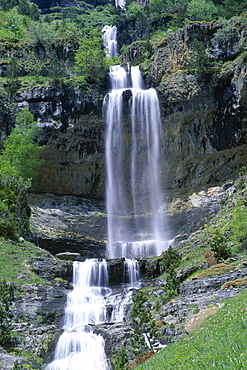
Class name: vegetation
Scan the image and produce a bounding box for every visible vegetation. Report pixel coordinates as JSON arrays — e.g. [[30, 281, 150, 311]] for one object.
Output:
[[0, 0, 247, 368], [136, 289, 247, 369], [0, 108, 43, 239], [0, 279, 13, 347], [0, 237, 51, 284]]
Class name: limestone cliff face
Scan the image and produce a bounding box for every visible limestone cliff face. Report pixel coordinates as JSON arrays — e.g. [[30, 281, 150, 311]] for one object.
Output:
[[16, 86, 106, 198], [145, 19, 247, 192], [9, 18, 247, 199]]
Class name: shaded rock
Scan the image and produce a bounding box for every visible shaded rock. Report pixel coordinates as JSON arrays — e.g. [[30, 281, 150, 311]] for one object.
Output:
[[28, 193, 107, 257], [94, 322, 134, 359], [28, 256, 73, 284]]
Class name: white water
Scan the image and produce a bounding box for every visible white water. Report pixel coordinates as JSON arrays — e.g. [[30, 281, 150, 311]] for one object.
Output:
[[104, 65, 169, 259], [46, 259, 140, 370], [115, 0, 125, 9], [102, 25, 118, 58]]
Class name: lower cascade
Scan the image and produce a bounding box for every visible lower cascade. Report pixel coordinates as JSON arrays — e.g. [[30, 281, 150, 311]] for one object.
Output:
[[46, 259, 140, 369]]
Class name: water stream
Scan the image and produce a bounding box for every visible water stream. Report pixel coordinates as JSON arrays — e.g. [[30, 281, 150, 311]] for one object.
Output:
[[46, 259, 140, 370], [46, 23, 169, 369], [104, 64, 170, 258]]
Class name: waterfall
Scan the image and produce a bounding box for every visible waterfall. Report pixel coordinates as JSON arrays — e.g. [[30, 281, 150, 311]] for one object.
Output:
[[46, 259, 140, 370], [102, 25, 118, 58], [104, 65, 170, 259], [115, 0, 126, 9]]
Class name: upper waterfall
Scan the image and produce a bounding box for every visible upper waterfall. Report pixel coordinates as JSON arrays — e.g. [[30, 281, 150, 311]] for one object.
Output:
[[104, 65, 170, 259], [102, 25, 118, 58]]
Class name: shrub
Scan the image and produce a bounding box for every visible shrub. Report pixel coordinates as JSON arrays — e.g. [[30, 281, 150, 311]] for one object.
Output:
[[0, 279, 13, 347], [162, 246, 182, 298]]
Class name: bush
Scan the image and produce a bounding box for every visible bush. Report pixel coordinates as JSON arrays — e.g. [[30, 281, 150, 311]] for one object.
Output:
[[0, 279, 13, 347], [162, 245, 181, 296], [0, 108, 43, 238]]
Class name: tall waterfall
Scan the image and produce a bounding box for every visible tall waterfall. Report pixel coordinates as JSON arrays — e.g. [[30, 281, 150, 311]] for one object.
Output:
[[46, 259, 140, 370], [104, 65, 170, 259]]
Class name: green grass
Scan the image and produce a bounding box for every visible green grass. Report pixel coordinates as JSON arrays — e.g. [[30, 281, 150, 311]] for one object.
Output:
[[136, 289, 247, 369], [0, 237, 51, 285]]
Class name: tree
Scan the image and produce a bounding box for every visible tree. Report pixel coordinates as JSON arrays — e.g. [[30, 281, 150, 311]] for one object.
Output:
[[0, 108, 43, 238], [186, 0, 219, 22], [75, 28, 111, 85], [0, 108, 43, 181], [0, 279, 13, 348], [130, 291, 159, 357]]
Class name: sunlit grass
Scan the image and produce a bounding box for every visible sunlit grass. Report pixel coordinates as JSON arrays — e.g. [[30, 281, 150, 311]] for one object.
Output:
[[0, 237, 51, 285], [136, 289, 247, 369]]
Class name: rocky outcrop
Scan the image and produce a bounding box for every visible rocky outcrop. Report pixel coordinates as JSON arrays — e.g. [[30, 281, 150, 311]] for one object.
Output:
[[17, 87, 106, 198], [146, 19, 247, 193]]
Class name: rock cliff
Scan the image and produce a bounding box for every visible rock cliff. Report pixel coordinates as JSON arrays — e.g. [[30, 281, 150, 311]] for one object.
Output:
[[146, 19, 247, 193], [6, 19, 244, 206]]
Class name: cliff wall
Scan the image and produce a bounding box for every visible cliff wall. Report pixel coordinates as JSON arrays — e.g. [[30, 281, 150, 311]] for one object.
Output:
[[3, 18, 247, 200]]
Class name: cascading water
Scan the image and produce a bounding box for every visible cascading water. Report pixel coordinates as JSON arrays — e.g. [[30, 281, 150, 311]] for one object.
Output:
[[115, 0, 126, 9], [46, 21, 170, 369], [104, 65, 171, 259], [46, 259, 140, 370], [102, 25, 118, 58]]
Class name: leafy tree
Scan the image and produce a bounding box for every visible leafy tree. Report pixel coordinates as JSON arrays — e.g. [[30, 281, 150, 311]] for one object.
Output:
[[162, 245, 181, 301], [0, 108, 43, 238], [219, 0, 247, 19], [0, 279, 13, 348], [114, 346, 129, 370], [188, 38, 214, 83], [186, 0, 219, 22], [0, 0, 18, 11], [0, 108, 43, 181], [75, 28, 111, 85], [130, 291, 159, 357]]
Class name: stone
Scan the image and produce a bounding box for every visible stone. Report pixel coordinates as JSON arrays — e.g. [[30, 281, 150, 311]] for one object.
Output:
[[55, 252, 81, 261]]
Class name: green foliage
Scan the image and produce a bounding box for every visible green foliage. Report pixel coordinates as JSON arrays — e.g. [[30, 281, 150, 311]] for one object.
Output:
[[0, 279, 13, 348], [136, 289, 247, 369], [237, 165, 247, 190], [130, 290, 159, 357], [186, 0, 219, 22], [0, 108, 43, 238], [0, 237, 51, 284], [114, 346, 129, 370], [0, 108, 43, 181], [205, 220, 231, 262], [162, 246, 181, 297], [12, 360, 22, 370], [229, 202, 247, 252], [219, 0, 247, 19], [0, 184, 17, 239], [188, 38, 214, 83], [75, 28, 111, 85]]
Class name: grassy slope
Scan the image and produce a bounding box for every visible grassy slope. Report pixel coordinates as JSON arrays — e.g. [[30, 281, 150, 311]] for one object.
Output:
[[136, 289, 247, 369], [0, 237, 52, 285], [135, 178, 247, 369]]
